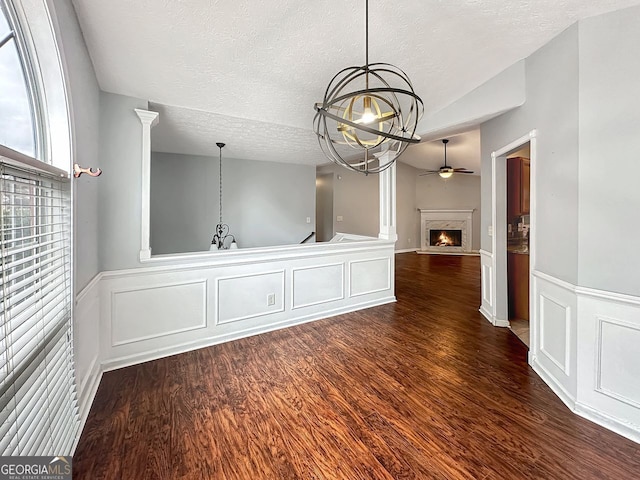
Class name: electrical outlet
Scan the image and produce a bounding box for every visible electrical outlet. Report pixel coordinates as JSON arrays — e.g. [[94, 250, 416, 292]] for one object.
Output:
[[337, 215, 343, 222], [407, 238, 411, 243], [306, 217, 311, 224], [267, 293, 276, 306]]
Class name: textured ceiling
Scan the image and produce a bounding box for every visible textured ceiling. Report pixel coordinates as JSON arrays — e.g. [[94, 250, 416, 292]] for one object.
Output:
[[72, 0, 640, 168]]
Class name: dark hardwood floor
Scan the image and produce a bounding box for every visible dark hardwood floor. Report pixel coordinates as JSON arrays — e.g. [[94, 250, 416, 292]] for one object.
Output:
[[73, 254, 640, 479]]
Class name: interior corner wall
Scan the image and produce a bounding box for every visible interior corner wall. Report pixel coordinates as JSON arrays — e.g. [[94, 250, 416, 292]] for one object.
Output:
[[150, 152, 316, 253], [98, 91, 149, 272], [316, 163, 379, 238], [315, 172, 334, 242], [316, 162, 420, 250], [396, 162, 420, 250], [577, 6, 640, 297], [48, 0, 100, 294], [415, 174, 481, 251], [480, 23, 580, 285]]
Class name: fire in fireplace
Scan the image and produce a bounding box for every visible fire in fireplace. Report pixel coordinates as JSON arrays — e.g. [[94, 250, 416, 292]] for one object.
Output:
[[429, 229, 462, 247]]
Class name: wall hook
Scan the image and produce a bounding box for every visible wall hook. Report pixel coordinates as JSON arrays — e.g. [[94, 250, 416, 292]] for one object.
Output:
[[74, 163, 102, 178]]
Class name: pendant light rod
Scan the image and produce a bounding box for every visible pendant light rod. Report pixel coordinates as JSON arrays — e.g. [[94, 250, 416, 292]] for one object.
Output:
[[365, 0, 369, 89], [217, 142, 225, 224], [443, 139, 449, 167]]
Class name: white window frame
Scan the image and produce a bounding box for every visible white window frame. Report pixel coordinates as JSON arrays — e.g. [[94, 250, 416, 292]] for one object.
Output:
[[1, 0, 77, 456]]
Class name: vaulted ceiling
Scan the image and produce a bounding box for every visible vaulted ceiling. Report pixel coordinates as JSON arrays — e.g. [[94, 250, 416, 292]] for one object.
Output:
[[72, 0, 640, 170]]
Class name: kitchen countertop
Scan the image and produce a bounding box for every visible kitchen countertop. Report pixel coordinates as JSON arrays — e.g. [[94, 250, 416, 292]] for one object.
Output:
[[508, 245, 529, 255]]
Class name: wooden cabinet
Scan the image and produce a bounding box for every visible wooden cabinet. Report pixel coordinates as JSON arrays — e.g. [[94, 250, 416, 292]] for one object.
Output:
[[507, 157, 530, 219], [508, 252, 529, 321]]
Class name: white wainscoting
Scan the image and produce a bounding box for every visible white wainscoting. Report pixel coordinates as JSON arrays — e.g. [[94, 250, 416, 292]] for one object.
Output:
[[479, 249, 496, 324], [73, 274, 103, 433], [480, 255, 640, 443], [530, 270, 577, 408], [98, 237, 396, 371], [575, 288, 640, 443]]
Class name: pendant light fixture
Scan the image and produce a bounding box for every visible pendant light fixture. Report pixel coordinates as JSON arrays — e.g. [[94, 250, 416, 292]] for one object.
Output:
[[210, 142, 237, 250], [313, 0, 424, 175]]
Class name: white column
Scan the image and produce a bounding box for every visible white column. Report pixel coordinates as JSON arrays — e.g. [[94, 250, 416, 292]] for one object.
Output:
[[376, 148, 398, 242], [134, 108, 159, 261]]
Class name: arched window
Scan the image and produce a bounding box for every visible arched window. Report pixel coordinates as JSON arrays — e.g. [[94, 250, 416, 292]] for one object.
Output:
[[1, 0, 77, 456], [0, 0, 43, 158]]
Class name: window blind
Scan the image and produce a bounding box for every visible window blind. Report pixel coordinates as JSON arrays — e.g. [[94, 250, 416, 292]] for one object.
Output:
[[0, 157, 78, 455]]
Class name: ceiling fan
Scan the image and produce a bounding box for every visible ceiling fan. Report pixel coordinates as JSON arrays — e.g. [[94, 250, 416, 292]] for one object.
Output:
[[419, 139, 474, 178]]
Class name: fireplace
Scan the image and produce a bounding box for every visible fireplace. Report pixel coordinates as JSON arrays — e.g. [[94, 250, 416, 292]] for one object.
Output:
[[430, 229, 462, 247], [419, 209, 474, 254]]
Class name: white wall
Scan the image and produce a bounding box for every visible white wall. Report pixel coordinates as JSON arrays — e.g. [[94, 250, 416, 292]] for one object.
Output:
[[416, 174, 481, 251]]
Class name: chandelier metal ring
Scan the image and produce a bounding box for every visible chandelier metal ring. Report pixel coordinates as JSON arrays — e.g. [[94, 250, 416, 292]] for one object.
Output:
[[313, 0, 424, 175]]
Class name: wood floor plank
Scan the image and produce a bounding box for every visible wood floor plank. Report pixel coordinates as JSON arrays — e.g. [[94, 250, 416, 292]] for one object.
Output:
[[73, 254, 640, 479]]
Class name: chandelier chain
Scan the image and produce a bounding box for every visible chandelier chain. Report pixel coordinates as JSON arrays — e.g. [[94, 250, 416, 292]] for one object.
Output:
[[219, 144, 223, 224]]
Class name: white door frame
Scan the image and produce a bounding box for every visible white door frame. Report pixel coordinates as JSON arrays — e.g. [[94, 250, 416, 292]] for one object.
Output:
[[490, 130, 537, 343]]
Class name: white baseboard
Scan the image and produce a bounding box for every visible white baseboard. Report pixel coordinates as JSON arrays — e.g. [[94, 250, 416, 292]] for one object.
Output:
[[478, 306, 509, 327], [416, 250, 480, 256], [73, 355, 103, 454], [102, 296, 396, 372], [395, 248, 419, 254], [479, 305, 493, 324], [575, 402, 640, 444], [530, 356, 576, 411]]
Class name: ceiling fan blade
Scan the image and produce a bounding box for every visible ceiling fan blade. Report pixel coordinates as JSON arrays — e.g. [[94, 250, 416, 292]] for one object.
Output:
[[453, 168, 474, 173], [418, 172, 439, 176]]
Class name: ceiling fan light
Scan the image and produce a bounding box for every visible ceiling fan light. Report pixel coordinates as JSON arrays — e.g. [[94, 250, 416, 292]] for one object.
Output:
[[439, 170, 453, 179]]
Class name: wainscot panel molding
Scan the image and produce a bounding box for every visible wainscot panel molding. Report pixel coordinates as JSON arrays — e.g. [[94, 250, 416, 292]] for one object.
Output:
[[349, 257, 392, 297], [291, 263, 344, 310], [576, 288, 640, 444], [530, 270, 578, 406], [217, 271, 285, 324], [479, 249, 496, 324], [98, 235, 396, 371], [73, 274, 103, 449], [480, 259, 640, 443]]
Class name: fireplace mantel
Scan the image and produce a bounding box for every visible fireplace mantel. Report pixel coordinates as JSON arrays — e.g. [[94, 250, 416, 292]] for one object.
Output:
[[419, 209, 474, 254]]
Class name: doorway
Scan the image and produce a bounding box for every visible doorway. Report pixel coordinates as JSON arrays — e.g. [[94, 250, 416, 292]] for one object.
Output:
[[489, 130, 537, 359], [506, 145, 531, 347]]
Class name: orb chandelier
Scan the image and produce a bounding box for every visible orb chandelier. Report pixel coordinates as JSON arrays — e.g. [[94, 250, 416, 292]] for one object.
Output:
[[313, 0, 424, 175], [210, 142, 237, 250]]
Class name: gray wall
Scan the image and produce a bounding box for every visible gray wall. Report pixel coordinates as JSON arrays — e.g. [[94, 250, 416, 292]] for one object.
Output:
[[397, 162, 420, 251], [98, 91, 148, 271], [480, 23, 580, 285], [577, 7, 640, 296], [150, 152, 316, 253], [315, 172, 334, 242], [52, 0, 101, 293], [416, 174, 481, 251], [316, 161, 422, 250], [150, 153, 217, 254], [316, 163, 379, 238]]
